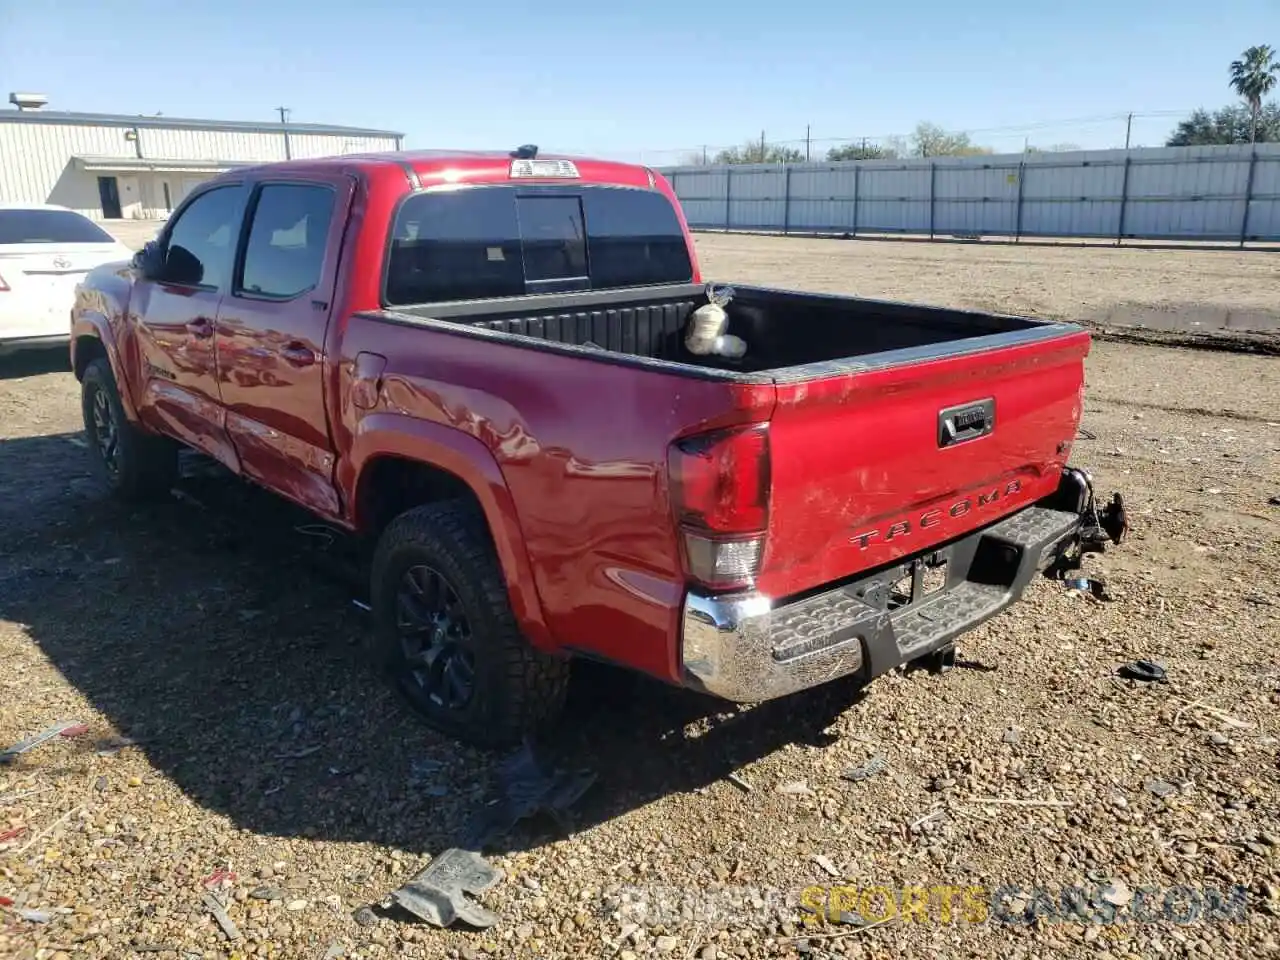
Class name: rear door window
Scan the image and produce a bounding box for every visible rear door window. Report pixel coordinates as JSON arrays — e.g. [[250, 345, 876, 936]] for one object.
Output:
[[238, 183, 336, 299], [384, 185, 692, 305]]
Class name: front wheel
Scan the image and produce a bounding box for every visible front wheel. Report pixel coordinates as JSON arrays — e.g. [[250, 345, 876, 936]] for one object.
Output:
[[370, 501, 570, 748], [81, 357, 177, 502]]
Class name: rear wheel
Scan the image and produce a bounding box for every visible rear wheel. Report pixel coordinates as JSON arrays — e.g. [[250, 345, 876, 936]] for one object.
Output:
[[370, 501, 570, 747], [81, 357, 177, 501]]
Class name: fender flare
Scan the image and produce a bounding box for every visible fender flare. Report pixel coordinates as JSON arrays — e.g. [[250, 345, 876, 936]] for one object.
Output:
[[71, 314, 141, 424], [341, 413, 555, 651]]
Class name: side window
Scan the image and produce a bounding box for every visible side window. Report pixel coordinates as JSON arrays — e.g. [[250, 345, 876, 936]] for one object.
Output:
[[385, 189, 523, 304], [239, 183, 336, 299], [161, 186, 241, 288]]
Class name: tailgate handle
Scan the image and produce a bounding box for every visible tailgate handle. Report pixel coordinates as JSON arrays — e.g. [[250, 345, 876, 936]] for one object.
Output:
[[938, 398, 995, 448]]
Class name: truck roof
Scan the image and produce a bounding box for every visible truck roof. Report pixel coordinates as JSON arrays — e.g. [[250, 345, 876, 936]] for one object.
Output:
[[226, 149, 657, 192]]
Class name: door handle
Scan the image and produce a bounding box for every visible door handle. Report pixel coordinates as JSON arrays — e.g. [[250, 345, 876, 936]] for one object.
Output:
[[185, 317, 214, 339], [281, 342, 316, 367]]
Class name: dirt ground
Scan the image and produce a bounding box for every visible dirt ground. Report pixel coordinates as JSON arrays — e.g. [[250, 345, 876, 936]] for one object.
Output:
[[1, 236, 1278, 960], [694, 233, 1280, 338]]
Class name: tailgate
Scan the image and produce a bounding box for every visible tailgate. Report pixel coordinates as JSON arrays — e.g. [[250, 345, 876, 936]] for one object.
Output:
[[757, 328, 1091, 598]]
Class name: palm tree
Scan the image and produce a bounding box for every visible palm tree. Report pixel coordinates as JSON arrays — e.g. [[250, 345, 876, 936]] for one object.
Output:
[[1229, 45, 1279, 142]]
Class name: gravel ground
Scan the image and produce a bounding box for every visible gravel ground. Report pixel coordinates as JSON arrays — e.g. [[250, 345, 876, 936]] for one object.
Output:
[[693, 233, 1280, 336], [1, 274, 1279, 957]]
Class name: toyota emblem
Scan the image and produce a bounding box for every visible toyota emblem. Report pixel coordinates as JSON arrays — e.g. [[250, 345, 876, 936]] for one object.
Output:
[[53, 256, 72, 269]]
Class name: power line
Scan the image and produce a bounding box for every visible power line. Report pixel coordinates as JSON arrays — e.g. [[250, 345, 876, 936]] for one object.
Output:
[[602, 108, 1201, 159]]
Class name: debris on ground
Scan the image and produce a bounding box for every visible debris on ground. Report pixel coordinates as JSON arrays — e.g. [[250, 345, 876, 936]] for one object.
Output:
[[0, 720, 85, 764], [1117, 659, 1167, 682], [463, 738, 596, 849], [724, 772, 753, 793], [93, 735, 138, 756], [387, 848, 503, 929], [1144, 778, 1178, 798], [202, 893, 241, 941], [777, 780, 815, 796], [1100, 879, 1133, 907], [201, 868, 237, 888], [17, 908, 53, 923], [0, 826, 26, 843], [1002, 727, 1022, 744], [811, 854, 841, 877], [840, 755, 888, 783], [1064, 577, 1113, 600], [352, 906, 378, 927]]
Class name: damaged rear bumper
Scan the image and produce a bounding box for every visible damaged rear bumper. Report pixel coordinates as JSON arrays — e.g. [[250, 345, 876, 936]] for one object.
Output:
[[679, 469, 1126, 703]]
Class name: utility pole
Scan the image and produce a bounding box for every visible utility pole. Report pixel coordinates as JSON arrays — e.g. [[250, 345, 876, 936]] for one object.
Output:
[[277, 106, 293, 160], [760, 129, 766, 162], [805, 124, 811, 162], [1124, 112, 1133, 150], [702, 145, 708, 165]]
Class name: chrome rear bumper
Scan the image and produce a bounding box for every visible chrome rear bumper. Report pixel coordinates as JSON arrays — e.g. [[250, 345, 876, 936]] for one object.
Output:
[[679, 474, 1126, 702]]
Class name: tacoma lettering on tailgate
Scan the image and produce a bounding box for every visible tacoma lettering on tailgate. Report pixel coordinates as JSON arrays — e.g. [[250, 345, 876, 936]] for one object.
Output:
[[850, 479, 1023, 550]]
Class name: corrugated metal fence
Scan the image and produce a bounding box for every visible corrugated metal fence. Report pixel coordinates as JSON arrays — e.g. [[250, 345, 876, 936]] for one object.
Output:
[[661, 143, 1280, 243]]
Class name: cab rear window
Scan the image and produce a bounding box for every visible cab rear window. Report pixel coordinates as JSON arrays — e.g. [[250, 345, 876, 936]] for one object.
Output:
[[384, 185, 692, 305]]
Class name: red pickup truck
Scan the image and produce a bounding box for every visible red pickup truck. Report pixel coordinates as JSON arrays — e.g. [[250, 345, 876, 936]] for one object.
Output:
[[70, 147, 1125, 746]]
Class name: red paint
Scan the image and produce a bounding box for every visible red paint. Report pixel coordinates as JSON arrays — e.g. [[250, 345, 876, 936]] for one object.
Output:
[[0, 827, 25, 843], [202, 868, 237, 888], [72, 149, 1088, 688]]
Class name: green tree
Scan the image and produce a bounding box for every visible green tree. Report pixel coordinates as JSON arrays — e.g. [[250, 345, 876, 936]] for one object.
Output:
[[909, 122, 993, 157], [826, 142, 898, 161], [1166, 103, 1280, 145], [713, 140, 805, 164], [1230, 44, 1280, 142]]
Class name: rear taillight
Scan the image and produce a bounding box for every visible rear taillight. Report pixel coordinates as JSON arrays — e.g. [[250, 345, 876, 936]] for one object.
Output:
[[668, 424, 770, 589]]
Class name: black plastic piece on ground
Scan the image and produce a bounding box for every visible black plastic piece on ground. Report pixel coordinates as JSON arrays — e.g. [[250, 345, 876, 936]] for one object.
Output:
[[922, 644, 956, 674], [1117, 660, 1167, 683], [462, 737, 596, 850]]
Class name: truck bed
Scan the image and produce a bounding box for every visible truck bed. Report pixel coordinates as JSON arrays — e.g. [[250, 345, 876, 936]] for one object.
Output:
[[379, 283, 1059, 378]]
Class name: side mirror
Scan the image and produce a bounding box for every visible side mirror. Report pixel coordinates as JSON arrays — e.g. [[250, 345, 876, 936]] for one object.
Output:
[[132, 240, 162, 279]]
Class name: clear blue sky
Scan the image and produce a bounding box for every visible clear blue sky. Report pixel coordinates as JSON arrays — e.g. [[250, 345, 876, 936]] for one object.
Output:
[[1, 0, 1277, 161]]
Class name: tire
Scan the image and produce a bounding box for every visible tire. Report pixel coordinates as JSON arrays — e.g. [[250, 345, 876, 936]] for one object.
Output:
[[81, 357, 177, 502], [370, 501, 570, 748]]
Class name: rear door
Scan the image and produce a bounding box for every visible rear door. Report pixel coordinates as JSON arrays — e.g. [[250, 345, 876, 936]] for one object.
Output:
[[214, 175, 352, 517], [758, 330, 1092, 599], [0, 209, 130, 342], [129, 183, 246, 467]]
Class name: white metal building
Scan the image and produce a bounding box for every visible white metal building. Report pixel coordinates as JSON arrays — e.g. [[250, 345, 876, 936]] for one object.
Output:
[[0, 93, 403, 221]]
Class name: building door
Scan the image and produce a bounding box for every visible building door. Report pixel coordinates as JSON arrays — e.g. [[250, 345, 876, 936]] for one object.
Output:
[[159, 179, 174, 214], [118, 176, 141, 219], [97, 177, 122, 219]]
